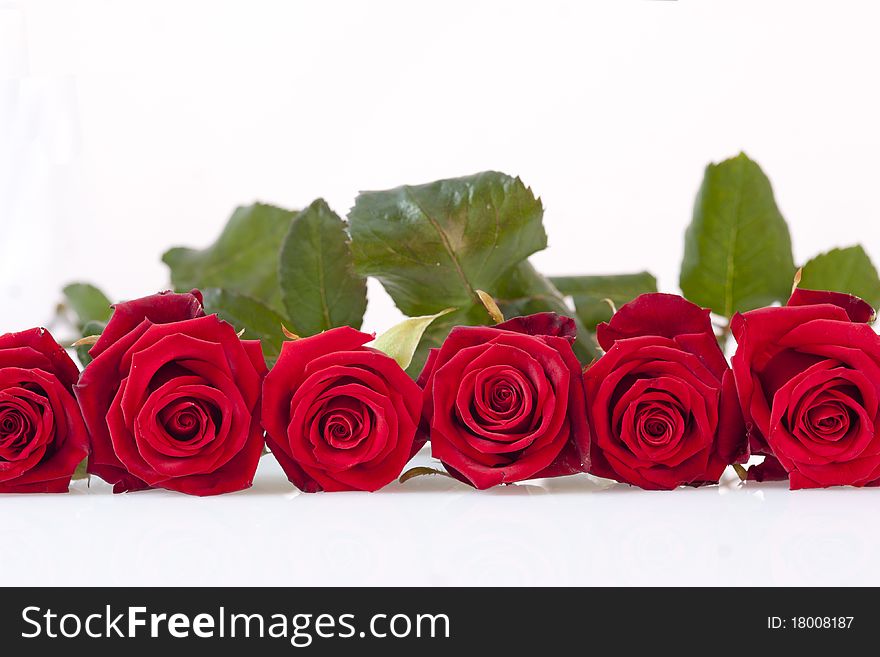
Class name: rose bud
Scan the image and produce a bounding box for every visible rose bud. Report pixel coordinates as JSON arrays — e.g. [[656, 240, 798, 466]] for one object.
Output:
[[584, 293, 746, 490], [731, 288, 880, 489], [261, 326, 422, 492], [75, 290, 266, 495], [418, 312, 590, 489], [0, 328, 89, 492]]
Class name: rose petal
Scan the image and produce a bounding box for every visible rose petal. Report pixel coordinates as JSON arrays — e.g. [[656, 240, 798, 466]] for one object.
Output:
[[91, 290, 205, 359], [788, 288, 875, 323], [597, 293, 712, 352], [495, 312, 577, 343]]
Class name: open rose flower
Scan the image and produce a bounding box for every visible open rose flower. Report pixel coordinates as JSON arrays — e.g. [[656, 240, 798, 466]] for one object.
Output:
[[0, 329, 89, 493], [731, 288, 880, 489], [584, 294, 745, 490], [418, 312, 590, 489], [262, 326, 422, 492], [76, 290, 266, 495]]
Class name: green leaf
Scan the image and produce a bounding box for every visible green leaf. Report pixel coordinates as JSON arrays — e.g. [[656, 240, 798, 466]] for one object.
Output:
[[680, 153, 796, 317], [550, 271, 658, 330], [279, 199, 367, 336], [494, 261, 599, 363], [201, 288, 287, 366], [371, 308, 455, 370], [74, 320, 106, 368], [62, 283, 112, 330], [799, 245, 880, 308], [162, 203, 297, 314], [349, 171, 547, 316]]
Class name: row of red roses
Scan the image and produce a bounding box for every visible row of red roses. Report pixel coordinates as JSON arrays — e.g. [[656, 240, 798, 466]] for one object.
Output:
[[0, 286, 876, 494]]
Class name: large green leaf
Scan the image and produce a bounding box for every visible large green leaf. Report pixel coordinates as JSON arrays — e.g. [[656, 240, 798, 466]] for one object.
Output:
[[680, 153, 796, 317], [201, 288, 286, 366], [550, 271, 658, 330], [279, 199, 367, 336], [162, 203, 297, 314], [495, 261, 598, 363], [799, 245, 880, 308], [349, 171, 547, 316], [62, 283, 112, 330]]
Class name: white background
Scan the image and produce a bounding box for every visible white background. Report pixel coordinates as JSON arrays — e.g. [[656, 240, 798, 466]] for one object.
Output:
[[2, 0, 880, 586]]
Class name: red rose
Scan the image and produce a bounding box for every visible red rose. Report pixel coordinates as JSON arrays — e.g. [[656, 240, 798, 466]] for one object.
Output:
[[76, 290, 266, 495], [731, 288, 880, 489], [261, 327, 422, 492], [584, 294, 745, 490], [418, 312, 590, 489], [0, 328, 88, 493]]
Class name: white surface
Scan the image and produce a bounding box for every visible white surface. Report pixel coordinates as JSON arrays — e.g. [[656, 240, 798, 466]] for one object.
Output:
[[3, 0, 880, 586], [3, 450, 880, 586]]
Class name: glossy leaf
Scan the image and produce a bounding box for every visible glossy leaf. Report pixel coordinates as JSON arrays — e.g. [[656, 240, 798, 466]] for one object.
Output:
[[799, 245, 880, 309], [680, 153, 796, 317], [349, 171, 547, 316], [279, 199, 367, 336], [163, 203, 297, 314]]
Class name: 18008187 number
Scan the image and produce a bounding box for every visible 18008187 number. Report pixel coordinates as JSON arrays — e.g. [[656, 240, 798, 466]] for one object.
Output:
[[768, 617, 854, 630]]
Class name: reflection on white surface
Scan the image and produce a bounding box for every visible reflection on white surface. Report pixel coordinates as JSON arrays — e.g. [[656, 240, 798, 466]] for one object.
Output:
[[1, 448, 878, 586]]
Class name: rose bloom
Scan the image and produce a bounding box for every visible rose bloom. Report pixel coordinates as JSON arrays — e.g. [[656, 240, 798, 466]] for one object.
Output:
[[584, 294, 746, 490], [262, 326, 422, 492], [418, 312, 590, 489], [732, 288, 880, 489], [0, 329, 89, 493], [76, 290, 266, 495]]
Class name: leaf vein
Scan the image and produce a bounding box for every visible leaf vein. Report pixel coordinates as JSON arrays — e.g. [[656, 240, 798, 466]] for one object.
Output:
[[404, 187, 479, 304]]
